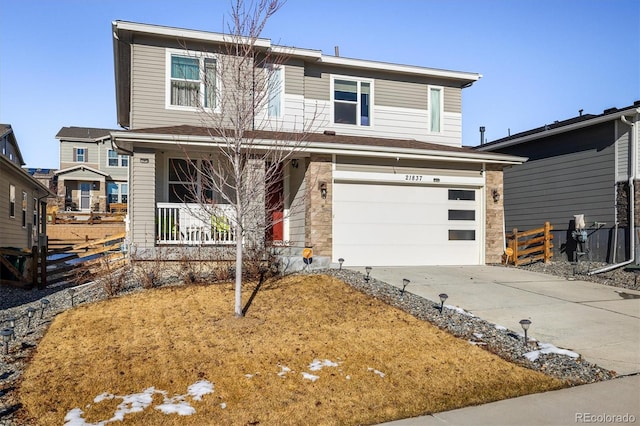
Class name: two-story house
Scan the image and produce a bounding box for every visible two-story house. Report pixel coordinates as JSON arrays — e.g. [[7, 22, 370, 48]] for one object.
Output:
[[1, 125, 53, 280], [55, 126, 128, 213], [110, 20, 525, 266]]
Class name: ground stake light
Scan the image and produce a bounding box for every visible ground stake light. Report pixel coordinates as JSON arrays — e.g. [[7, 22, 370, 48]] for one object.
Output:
[[40, 298, 50, 319], [401, 278, 410, 297], [26, 307, 36, 329], [439, 293, 448, 314], [7, 317, 16, 341], [1, 328, 12, 355], [364, 266, 372, 283], [338, 258, 344, 270], [519, 319, 531, 347], [68, 288, 76, 307]]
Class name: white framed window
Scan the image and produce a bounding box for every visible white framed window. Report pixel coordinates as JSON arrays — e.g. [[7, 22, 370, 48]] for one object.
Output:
[[9, 184, 15, 217], [166, 49, 218, 111], [331, 77, 372, 127], [429, 86, 443, 133], [267, 64, 284, 117], [74, 147, 87, 162], [22, 191, 27, 227], [107, 149, 129, 167], [107, 182, 129, 204], [167, 157, 233, 204]]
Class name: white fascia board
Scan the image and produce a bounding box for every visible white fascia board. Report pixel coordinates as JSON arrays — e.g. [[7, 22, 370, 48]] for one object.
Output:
[[272, 45, 322, 60], [112, 21, 271, 49], [319, 55, 482, 82], [55, 164, 110, 177], [333, 170, 485, 187], [112, 131, 524, 165], [479, 107, 640, 151]]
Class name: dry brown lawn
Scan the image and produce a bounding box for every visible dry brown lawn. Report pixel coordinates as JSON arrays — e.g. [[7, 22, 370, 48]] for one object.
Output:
[[20, 274, 564, 425]]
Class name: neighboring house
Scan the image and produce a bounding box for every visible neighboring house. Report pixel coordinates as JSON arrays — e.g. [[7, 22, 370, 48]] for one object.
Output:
[[55, 127, 129, 212], [110, 20, 524, 266], [0, 124, 53, 251], [476, 101, 640, 265]]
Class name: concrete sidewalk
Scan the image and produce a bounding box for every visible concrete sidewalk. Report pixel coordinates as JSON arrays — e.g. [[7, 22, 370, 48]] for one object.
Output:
[[358, 265, 640, 426], [383, 375, 640, 425]]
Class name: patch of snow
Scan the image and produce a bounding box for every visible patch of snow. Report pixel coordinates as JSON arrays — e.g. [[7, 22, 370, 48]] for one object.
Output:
[[444, 304, 475, 317], [367, 368, 385, 378], [220, 402, 227, 409], [302, 372, 320, 381], [64, 408, 97, 426], [155, 401, 196, 416], [188, 380, 214, 401], [524, 343, 580, 362], [308, 359, 339, 371], [473, 333, 483, 339], [93, 393, 114, 403], [277, 365, 291, 377], [495, 324, 507, 331], [245, 374, 254, 379], [108, 388, 156, 422], [345, 375, 351, 380]]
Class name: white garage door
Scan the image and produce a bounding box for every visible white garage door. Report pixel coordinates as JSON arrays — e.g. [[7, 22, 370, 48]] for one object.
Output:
[[333, 182, 481, 266]]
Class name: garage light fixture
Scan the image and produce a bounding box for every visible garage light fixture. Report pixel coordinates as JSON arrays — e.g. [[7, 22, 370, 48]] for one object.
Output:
[[26, 307, 36, 329], [364, 266, 372, 283], [401, 278, 410, 297], [519, 319, 531, 347], [319, 182, 327, 199], [40, 298, 50, 319], [338, 258, 344, 270], [438, 293, 448, 314], [1, 328, 12, 355], [492, 188, 500, 203]]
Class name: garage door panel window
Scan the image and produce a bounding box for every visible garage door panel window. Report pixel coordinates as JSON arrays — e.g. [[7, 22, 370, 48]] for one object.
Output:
[[448, 189, 475, 201], [448, 230, 476, 241], [448, 209, 475, 221]]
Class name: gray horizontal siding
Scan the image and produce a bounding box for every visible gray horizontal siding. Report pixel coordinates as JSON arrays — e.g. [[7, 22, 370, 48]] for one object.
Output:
[[376, 79, 426, 110], [284, 59, 304, 96], [336, 156, 481, 176], [616, 121, 630, 181], [443, 87, 461, 114], [503, 147, 615, 231], [130, 151, 156, 248]]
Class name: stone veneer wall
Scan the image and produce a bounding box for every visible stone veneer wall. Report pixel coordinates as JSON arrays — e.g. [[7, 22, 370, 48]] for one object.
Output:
[[485, 165, 505, 264], [305, 154, 333, 257]]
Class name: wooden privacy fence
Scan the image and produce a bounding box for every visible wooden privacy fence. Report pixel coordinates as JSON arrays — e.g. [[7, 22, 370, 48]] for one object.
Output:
[[505, 222, 554, 266], [0, 246, 47, 289]]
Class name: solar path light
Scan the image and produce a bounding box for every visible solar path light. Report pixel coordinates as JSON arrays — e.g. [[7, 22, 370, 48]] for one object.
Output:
[[519, 319, 532, 347], [401, 279, 410, 297], [26, 307, 36, 329], [40, 298, 50, 319], [338, 258, 344, 270], [68, 288, 76, 307], [364, 267, 372, 283], [438, 293, 448, 314], [1, 328, 12, 355], [7, 317, 16, 340]]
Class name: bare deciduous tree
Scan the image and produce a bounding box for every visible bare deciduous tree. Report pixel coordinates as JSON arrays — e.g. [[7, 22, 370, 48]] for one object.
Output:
[[175, 0, 321, 317]]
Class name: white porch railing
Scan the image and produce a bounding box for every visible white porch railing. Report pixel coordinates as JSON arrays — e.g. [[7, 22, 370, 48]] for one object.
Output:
[[156, 203, 236, 245]]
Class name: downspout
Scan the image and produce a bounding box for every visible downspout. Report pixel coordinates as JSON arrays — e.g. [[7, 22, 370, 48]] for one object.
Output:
[[589, 111, 638, 274]]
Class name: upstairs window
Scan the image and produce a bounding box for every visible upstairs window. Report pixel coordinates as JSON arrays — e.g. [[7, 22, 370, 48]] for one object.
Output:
[[267, 66, 283, 117], [333, 78, 371, 126], [168, 52, 217, 109], [22, 191, 27, 227], [74, 148, 87, 162], [107, 149, 128, 167], [429, 87, 442, 133]]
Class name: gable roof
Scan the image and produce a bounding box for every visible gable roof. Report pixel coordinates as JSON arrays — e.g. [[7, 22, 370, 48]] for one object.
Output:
[[56, 126, 117, 142], [0, 124, 26, 166], [54, 164, 110, 177], [112, 20, 482, 129], [111, 125, 525, 165], [477, 101, 640, 152]]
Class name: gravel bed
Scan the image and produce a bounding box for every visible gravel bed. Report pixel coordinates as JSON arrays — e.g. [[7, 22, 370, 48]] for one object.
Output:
[[0, 262, 626, 425]]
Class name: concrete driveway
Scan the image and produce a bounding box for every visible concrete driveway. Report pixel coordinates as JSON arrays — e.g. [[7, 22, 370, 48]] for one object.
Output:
[[351, 265, 640, 376]]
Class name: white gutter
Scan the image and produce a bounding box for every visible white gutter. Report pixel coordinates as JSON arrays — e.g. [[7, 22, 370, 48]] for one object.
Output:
[[589, 109, 640, 274], [110, 132, 526, 165]]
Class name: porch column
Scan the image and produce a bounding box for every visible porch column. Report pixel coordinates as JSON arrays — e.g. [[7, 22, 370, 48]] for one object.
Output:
[[305, 154, 332, 257], [485, 164, 505, 264], [130, 150, 156, 251]]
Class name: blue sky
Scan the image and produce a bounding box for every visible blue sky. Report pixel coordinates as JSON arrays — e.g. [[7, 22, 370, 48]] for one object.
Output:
[[1, 0, 638, 168]]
